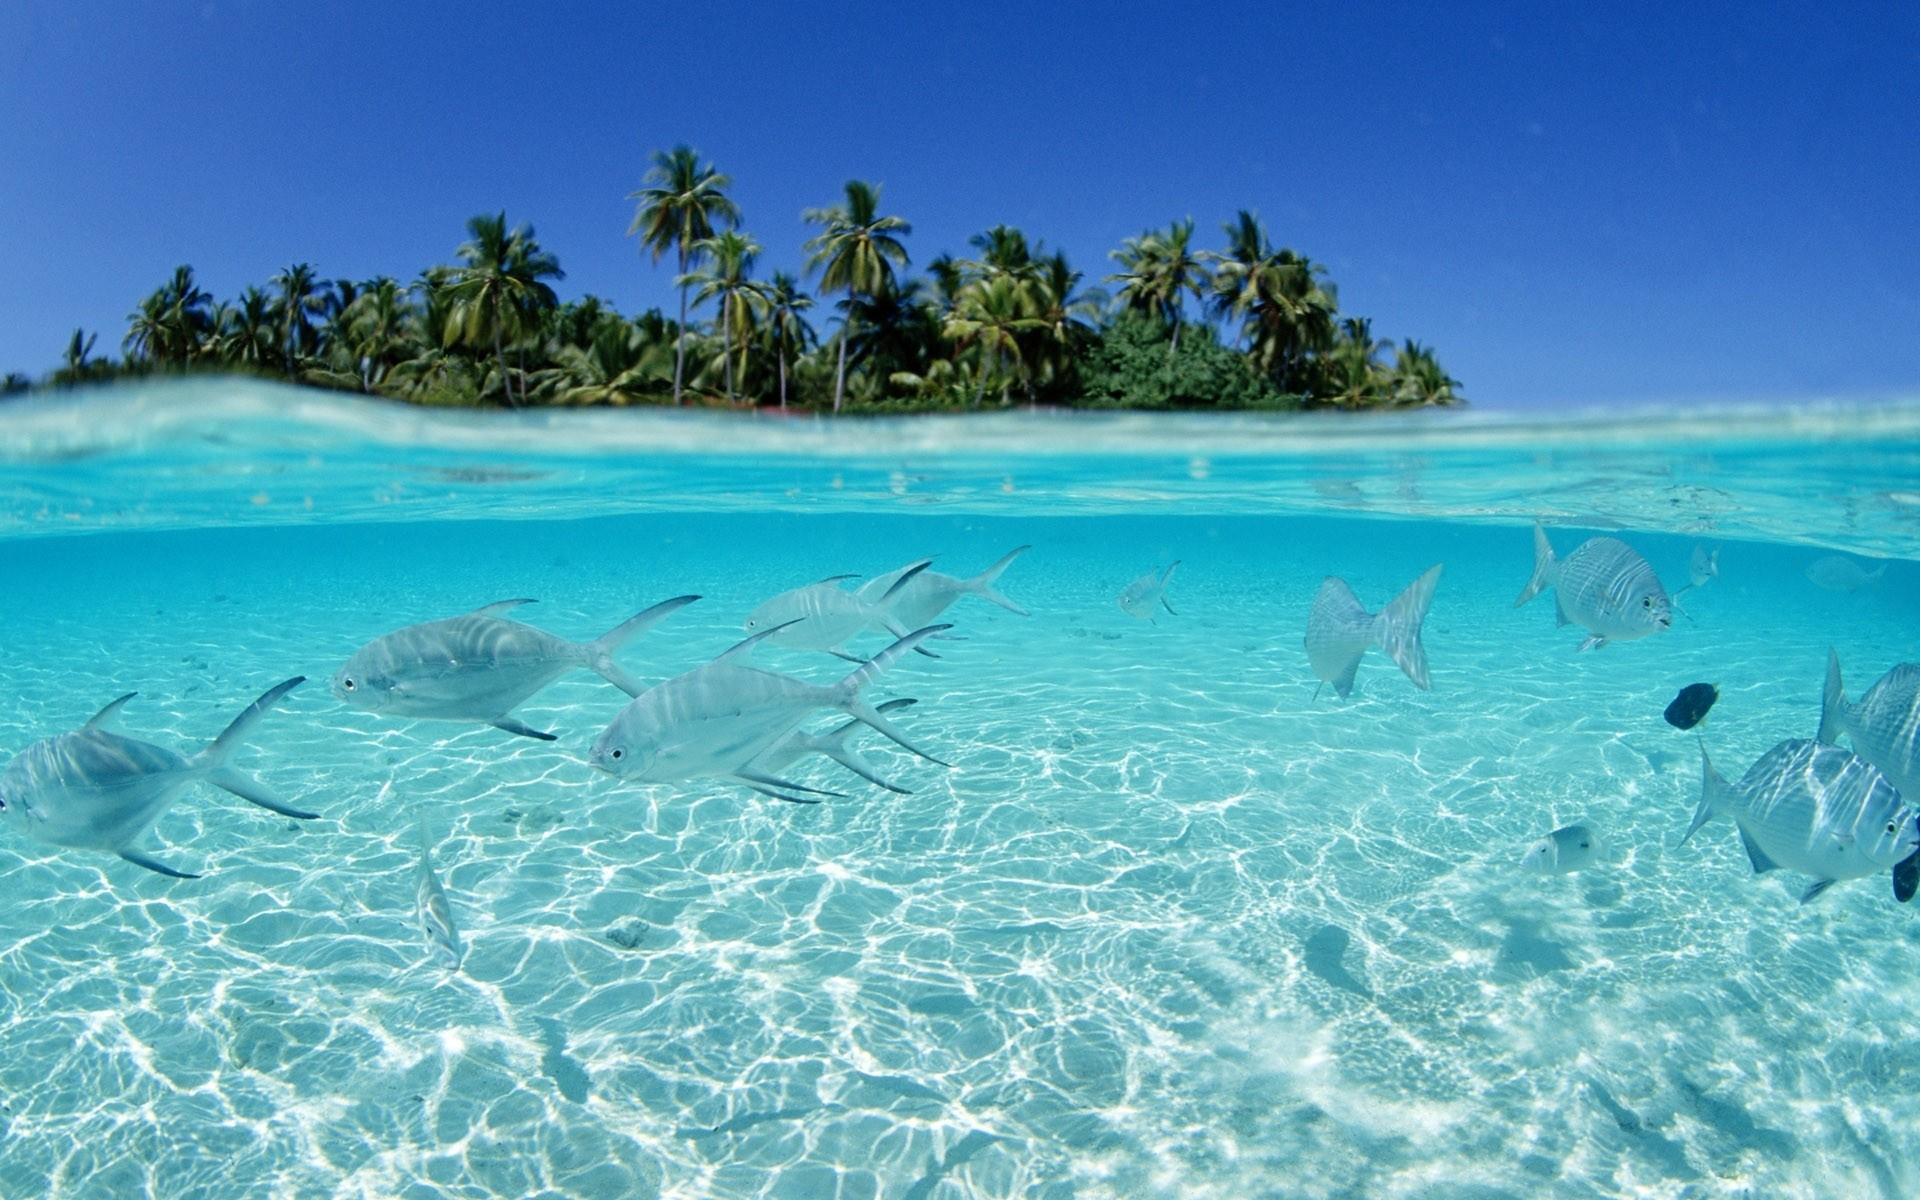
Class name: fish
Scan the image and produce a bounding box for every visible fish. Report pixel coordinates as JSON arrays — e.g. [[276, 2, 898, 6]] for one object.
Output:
[[1303, 564, 1442, 699], [415, 818, 464, 971], [1514, 523, 1671, 650], [589, 624, 950, 804], [1664, 683, 1719, 730], [1820, 650, 1920, 800], [744, 563, 935, 662], [1806, 555, 1887, 593], [332, 595, 698, 741], [1519, 823, 1600, 873], [1118, 562, 1179, 621], [858, 546, 1032, 627], [751, 698, 919, 794], [1681, 738, 1920, 904], [1674, 544, 1719, 603], [0, 678, 313, 879]]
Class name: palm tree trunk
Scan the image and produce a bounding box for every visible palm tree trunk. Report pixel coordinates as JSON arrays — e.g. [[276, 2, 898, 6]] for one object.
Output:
[[672, 244, 689, 406], [779, 338, 788, 410], [493, 326, 513, 409], [1170, 309, 1183, 356], [833, 313, 850, 414], [721, 292, 734, 400]]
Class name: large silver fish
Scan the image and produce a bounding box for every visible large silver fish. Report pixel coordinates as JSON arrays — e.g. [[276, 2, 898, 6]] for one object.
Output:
[[1118, 562, 1179, 621], [858, 547, 1032, 627], [589, 624, 949, 804], [1514, 523, 1670, 650], [0, 678, 313, 879], [332, 595, 697, 740], [1519, 822, 1600, 874], [1806, 555, 1887, 593], [1682, 738, 1920, 904], [1304, 564, 1442, 698], [751, 698, 919, 794], [415, 818, 464, 971], [744, 563, 933, 661], [1820, 650, 1920, 801]]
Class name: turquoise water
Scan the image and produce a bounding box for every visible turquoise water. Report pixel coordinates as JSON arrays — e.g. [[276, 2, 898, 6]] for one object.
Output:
[[2, 381, 1919, 1199]]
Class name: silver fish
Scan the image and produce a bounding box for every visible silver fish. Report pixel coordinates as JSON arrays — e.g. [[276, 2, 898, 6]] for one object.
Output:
[[0, 678, 313, 879], [858, 547, 1032, 627], [744, 563, 932, 661], [1304, 564, 1442, 699], [1821, 651, 1920, 800], [1674, 544, 1719, 602], [333, 595, 697, 740], [589, 624, 949, 804], [415, 818, 464, 971], [1118, 562, 1179, 621], [1806, 555, 1887, 593], [1519, 823, 1600, 874], [1515, 523, 1671, 650], [1682, 739, 1920, 904], [751, 698, 919, 794]]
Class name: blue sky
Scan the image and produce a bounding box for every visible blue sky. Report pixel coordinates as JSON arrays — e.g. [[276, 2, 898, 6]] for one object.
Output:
[[2, 1, 1915, 408]]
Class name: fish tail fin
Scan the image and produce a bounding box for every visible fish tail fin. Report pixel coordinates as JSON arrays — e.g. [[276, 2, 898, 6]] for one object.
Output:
[[583, 595, 700, 697], [1372, 564, 1443, 690], [811, 697, 917, 792], [1819, 648, 1849, 744], [1514, 522, 1557, 608], [968, 545, 1032, 615], [198, 676, 305, 771], [1681, 738, 1733, 846], [833, 629, 950, 765]]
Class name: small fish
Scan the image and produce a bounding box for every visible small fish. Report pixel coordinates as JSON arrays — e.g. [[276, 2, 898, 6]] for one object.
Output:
[[0, 678, 313, 879], [1806, 555, 1887, 593], [334, 595, 698, 740], [1682, 739, 1920, 904], [1514, 523, 1671, 650], [1520, 823, 1600, 874], [1674, 545, 1719, 603], [752, 698, 919, 794], [1118, 562, 1179, 621], [1304, 564, 1442, 699], [858, 547, 1032, 627], [1664, 683, 1719, 730], [1820, 650, 1920, 800], [589, 624, 949, 804], [744, 564, 934, 662], [415, 818, 464, 971]]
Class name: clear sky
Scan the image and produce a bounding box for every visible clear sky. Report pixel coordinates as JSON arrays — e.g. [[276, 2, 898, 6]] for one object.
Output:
[[2, 1, 1915, 408]]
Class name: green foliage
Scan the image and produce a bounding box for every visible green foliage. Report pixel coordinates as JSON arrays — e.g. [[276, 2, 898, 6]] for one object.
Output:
[[1076, 312, 1298, 410], [29, 151, 1461, 414]]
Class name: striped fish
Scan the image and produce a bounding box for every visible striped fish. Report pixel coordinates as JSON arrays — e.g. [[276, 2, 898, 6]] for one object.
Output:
[[858, 547, 1032, 627], [1304, 564, 1443, 699], [1682, 738, 1920, 904], [415, 818, 464, 972], [332, 595, 697, 741], [0, 678, 313, 879], [751, 698, 919, 794], [1118, 562, 1179, 621], [1821, 651, 1920, 800], [744, 562, 934, 662], [1514, 523, 1670, 650]]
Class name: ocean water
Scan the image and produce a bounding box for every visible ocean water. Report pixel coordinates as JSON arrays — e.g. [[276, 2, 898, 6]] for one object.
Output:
[[1, 381, 1918, 1200]]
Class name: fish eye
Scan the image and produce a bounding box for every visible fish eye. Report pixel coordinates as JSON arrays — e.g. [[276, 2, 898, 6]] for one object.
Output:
[[610, 748, 624, 761], [343, 678, 356, 691], [1642, 597, 1652, 608], [1889, 821, 1899, 834]]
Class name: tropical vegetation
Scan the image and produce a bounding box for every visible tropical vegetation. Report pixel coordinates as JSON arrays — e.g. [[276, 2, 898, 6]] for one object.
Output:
[[4, 146, 1461, 411]]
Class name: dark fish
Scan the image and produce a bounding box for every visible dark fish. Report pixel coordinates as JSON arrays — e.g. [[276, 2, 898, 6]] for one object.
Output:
[[1664, 683, 1719, 730]]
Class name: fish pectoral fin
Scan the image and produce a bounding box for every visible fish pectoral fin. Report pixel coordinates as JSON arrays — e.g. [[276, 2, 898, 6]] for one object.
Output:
[[85, 692, 139, 729], [490, 717, 558, 741], [829, 650, 870, 665], [1577, 635, 1607, 652], [470, 598, 538, 618], [1799, 878, 1838, 904], [119, 848, 201, 879], [1161, 597, 1179, 616], [210, 767, 319, 820], [1554, 595, 1572, 628], [730, 775, 825, 805], [733, 771, 848, 799], [1893, 851, 1920, 902], [1737, 827, 1780, 874]]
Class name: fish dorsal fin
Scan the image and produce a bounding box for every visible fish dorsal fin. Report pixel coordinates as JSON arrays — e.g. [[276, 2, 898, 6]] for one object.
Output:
[[1161, 560, 1181, 586], [470, 598, 537, 618], [85, 693, 138, 730], [714, 619, 806, 666], [812, 574, 861, 586], [879, 559, 935, 602]]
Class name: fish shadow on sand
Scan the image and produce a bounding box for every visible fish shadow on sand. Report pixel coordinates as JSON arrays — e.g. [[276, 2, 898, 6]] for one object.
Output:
[[1491, 916, 1576, 981], [1302, 924, 1373, 998], [1585, 1077, 1692, 1180], [901, 1130, 1003, 1200]]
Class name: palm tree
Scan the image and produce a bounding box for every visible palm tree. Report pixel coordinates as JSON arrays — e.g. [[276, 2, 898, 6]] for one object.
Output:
[[681, 230, 764, 402], [944, 275, 1044, 407], [761, 271, 815, 409], [628, 145, 739, 406], [1204, 211, 1336, 390], [1030, 252, 1102, 396], [124, 265, 213, 365], [1107, 219, 1208, 354], [531, 316, 672, 406], [220, 288, 282, 368], [270, 263, 329, 376], [443, 212, 564, 406], [338, 277, 416, 391], [1390, 342, 1462, 407], [62, 328, 96, 377], [804, 180, 911, 413]]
